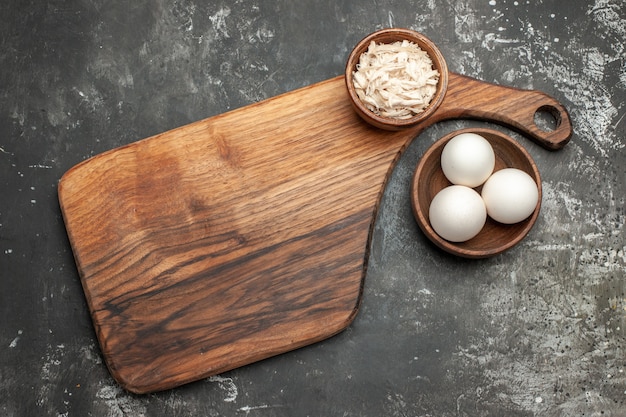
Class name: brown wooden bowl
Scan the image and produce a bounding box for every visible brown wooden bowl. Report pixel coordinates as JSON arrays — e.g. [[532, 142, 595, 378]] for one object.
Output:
[[345, 28, 449, 131], [411, 127, 542, 258]]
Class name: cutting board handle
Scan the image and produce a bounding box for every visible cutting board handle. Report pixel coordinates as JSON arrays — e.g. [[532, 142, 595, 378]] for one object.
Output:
[[429, 73, 572, 150]]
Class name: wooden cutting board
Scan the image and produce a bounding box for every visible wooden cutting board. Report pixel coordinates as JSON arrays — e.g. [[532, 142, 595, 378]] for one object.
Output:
[[58, 74, 572, 394]]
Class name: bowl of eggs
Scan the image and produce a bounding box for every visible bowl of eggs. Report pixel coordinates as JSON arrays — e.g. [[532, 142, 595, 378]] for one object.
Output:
[[345, 28, 448, 130], [411, 127, 542, 258]]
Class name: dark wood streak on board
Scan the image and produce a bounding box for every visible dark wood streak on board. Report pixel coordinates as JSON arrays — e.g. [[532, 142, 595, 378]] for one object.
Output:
[[97, 211, 371, 391], [58, 74, 572, 393]]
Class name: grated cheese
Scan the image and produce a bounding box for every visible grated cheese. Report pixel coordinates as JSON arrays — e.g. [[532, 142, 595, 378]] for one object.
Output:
[[352, 40, 440, 119]]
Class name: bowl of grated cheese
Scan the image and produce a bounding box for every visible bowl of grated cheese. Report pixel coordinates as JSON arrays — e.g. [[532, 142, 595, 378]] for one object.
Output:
[[345, 28, 448, 130]]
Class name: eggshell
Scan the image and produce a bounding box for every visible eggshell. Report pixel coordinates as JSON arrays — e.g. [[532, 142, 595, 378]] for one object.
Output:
[[440, 133, 495, 187], [428, 185, 487, 242], [481, 168, 539, 224]]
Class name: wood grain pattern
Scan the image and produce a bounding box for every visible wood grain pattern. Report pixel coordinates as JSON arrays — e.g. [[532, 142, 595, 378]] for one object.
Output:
[[430, 73, 572, 150], [58, 74, 572, 393]]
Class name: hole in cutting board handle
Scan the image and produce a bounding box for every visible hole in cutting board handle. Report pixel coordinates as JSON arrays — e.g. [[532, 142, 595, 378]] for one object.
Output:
[[533, 105, 561, 132]]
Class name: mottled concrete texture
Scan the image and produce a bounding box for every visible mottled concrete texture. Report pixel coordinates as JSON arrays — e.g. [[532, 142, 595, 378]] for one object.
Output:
[[1, 0, 625, 416]]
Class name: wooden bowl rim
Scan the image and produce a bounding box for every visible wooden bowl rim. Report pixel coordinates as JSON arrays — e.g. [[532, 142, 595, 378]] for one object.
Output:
[[345, 28, 449, 130], [410, 127, 542, 258]]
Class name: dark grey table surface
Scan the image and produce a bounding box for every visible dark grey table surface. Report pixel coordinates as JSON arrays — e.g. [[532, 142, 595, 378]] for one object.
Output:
[[2, 0, 625, 416]]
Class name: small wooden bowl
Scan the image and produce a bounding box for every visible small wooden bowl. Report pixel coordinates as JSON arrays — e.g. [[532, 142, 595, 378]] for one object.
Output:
[[411, 128, 542, 258], [345, 28, 449, 131]]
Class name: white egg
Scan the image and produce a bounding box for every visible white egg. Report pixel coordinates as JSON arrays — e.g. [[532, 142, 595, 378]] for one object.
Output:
[[481, 168, 539, 224], [440, 133, 495, 187], [429, 185, 487, 242]]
